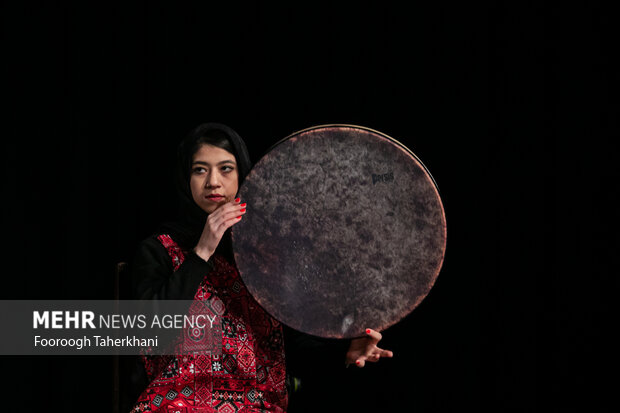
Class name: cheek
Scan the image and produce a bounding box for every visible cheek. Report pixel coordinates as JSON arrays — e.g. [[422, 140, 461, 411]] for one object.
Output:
[[189, 177, 202, 201], [228, 174, 239, 196], [223, 170, 238, 189]]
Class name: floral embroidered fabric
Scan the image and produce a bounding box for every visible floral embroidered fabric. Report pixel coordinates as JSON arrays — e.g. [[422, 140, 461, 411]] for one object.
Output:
[[131, 235, 288, 412]]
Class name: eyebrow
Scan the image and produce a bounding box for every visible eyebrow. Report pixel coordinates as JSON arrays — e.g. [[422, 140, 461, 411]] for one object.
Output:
[[192, 160, 237, 166]]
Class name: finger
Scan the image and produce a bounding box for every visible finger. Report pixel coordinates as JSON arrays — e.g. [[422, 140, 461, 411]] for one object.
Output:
[[380, 349, 394, 358], [219, 206, 247, 223], [216, 214, 244, 233], [365, 328, 382, 342], [226, 203, 247, 219], [366, 354, 381, 363], [373, 345, 394, 358], [209, 203, 248, 227], [207, 208, 244, 233], [211, 201, 247, 218], [355, 358, 366, 368]]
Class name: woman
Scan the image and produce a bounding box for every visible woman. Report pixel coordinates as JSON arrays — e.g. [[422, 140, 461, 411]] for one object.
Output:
[[129, 123, 392, 412]]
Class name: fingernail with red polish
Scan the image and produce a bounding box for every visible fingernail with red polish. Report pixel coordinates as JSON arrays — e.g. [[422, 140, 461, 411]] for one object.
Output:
[[240, 209, 246, 213], [366, 329, 371, 334], [237, 216, 242, 219], [355, 360, 361, 365], [240, 203, 247, 207], [235, 198, 240, 203]]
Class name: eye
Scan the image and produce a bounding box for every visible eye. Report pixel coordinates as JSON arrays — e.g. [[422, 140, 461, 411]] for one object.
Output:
[[192, 167, 207, 174], [221, 165, 235, 173]]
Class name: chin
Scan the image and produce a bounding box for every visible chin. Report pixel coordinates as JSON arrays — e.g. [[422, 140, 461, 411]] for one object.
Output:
[[202, 202, 225, 214]]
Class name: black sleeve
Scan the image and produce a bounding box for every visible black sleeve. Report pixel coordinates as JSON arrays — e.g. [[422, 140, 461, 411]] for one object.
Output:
[[129, 236, 215, 300]]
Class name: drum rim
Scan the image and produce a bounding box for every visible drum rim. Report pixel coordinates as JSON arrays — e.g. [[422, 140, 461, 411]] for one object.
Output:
[[262, 124, 441, 192]]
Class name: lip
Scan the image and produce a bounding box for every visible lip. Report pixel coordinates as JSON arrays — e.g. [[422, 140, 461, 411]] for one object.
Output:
[[204, 194, 225, 202]]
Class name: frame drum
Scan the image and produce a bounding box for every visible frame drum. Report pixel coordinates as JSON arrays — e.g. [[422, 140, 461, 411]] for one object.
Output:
[[232, 125, 446, 338]]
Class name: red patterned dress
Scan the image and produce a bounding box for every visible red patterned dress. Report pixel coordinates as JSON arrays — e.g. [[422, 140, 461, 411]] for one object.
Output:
[[131, 235, 288, 413]]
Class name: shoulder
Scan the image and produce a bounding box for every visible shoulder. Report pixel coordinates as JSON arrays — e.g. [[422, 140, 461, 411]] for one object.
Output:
[[134, 232, 213, 272], [136, 234, 168, 253], [138, 233, 184, 250], [133, 234, 182, 265]]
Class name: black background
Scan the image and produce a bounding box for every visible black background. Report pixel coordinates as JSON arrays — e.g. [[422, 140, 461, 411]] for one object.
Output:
[[3, 1, 617, 412]]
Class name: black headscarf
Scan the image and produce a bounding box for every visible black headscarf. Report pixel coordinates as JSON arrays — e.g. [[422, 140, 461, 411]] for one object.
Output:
[[157, 123, 252, 261]]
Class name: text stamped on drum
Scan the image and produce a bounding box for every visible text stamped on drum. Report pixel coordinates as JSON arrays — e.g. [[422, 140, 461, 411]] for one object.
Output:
[[372, 171, 394, 184]]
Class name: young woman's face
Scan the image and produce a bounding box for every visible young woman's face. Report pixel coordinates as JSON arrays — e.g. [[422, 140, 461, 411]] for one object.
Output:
[[190, 144, 239, 214]]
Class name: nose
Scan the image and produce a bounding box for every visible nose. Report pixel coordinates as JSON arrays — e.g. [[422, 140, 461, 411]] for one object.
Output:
[[205, 170, 221, 188]]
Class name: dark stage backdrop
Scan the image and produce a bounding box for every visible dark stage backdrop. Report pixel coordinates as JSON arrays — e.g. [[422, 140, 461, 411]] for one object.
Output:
[[3, 1, 616, 412]]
